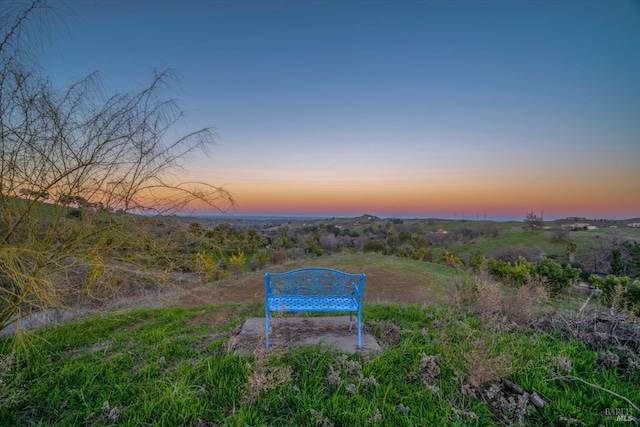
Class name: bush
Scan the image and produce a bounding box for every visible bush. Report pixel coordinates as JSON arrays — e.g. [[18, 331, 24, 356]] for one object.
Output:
[[319, 234, 338, 251], [487, 257, 532, 286], [254, 249, 270, 269], [625, 280, 640, 313], [533, 258, 580, 297], [591, 274, 633, 309], [194, 251, 226, 283], [418, 247, 434, 262], [228, 252, 246, 275], [305, 241, 323, 256], [362, 239, 386, 253], [439, 251, 463, 268], [549, 227, 570, 242], [395, 246, 410, 258]]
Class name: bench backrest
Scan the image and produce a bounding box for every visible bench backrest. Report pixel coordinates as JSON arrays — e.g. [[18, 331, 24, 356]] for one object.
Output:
[[265, 268, 365, 298]]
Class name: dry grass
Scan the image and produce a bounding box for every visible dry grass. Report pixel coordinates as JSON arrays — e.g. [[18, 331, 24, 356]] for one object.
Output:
[[451, 273, 540, 327], [462, 338, 513, 390], [503, 286, 535, 325], [474, 280, 504, 320], [242, 344, 292, 405]]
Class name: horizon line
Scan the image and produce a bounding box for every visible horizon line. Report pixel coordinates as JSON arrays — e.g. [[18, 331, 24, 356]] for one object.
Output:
[[178, 211, 639, 222]]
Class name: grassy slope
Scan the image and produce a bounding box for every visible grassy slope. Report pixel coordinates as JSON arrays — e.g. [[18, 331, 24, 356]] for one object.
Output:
[[2, 305, 637, 425], [1, 253, 638, 425]]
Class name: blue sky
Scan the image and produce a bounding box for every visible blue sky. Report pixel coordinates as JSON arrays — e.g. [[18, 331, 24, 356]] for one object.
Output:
[[45, 0, 640, 219]]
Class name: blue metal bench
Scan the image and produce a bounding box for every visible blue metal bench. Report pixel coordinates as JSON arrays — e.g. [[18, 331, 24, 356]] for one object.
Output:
[[265, 268, 366, 348]]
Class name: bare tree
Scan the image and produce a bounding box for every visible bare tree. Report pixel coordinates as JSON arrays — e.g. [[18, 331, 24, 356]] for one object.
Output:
[[0, 1, 233, 332], [524, 211, 543, 231]]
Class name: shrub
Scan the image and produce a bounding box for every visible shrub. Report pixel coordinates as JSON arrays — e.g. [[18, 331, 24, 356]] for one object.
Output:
[[412, 247, 428, 261], [305, 240, 324, 257], [487, 256, 533, 286], [533, 258, 580, 297], [463, 338, 513, 390], [591, 274, 633, 310], [319, 234, 338, 251], [194, 251, 226, 283], [395, 246, 410, 258], [228, 252, 246, 275], [549, 227, 570, 242], [474, 280, 504, 319], [468, 252, 485, 273], [188, 222, 204, 234], [624, 280, 640, 313], [254, 249, 270, 269], [439, 251, 463, 269], [362, 239, 386, 253], [503, 285, 534, 325]]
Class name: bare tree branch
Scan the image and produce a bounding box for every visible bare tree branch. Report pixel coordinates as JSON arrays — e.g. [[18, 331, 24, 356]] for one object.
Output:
[[0, 0, 233, 332]]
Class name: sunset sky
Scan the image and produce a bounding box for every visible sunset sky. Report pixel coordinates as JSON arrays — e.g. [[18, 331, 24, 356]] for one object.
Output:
[[46, 0, 639, 220]]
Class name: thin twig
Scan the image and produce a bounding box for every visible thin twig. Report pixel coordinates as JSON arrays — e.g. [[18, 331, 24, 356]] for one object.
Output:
[[532, 326, 558, 342], [578, 293, 592, 315], [549, 375, 639, 413]]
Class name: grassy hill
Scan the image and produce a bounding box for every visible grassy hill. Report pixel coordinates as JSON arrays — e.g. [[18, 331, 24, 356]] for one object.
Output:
[[1, 253, 638, 426]]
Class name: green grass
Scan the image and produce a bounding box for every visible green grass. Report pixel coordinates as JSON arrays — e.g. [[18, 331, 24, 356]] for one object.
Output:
[[1, 302, 637, 426]]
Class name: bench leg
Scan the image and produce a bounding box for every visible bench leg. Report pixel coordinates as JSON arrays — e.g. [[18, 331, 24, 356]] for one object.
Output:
[[357, 307, 362, 349]]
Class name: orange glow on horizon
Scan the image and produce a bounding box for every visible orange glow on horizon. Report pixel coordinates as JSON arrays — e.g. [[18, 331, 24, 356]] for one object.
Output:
[[186, 156, 639, 220], [186, 176, 638, 220]]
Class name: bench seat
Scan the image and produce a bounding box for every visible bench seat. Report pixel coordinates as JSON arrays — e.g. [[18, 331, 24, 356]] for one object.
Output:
[[267, 296, 359, 312]]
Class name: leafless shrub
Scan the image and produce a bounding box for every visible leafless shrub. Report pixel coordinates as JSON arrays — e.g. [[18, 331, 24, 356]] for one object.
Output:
[[492, 245, 539, 263], [452, 275, 536, 326], [610, 284, 627, 313], [336, 235, 353, 249], [242, 347, 292, 405], [503, 286, 534, 325], [474, 280, 504, 319], [319, 234, 338, 251], [449, 275, 478, 307], [549, 227, 571, 243], [0, 1, 233, 335], [463, 339, 513, 390]]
